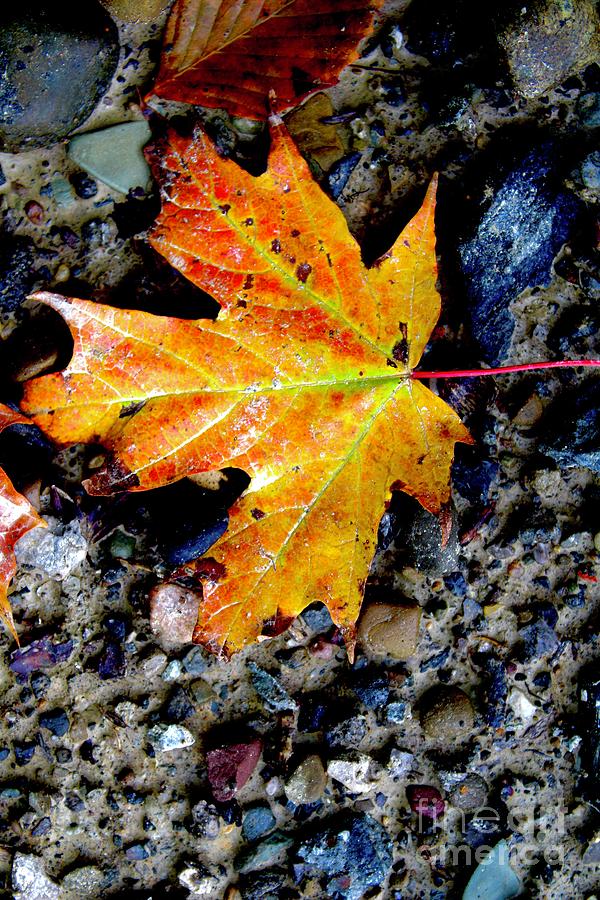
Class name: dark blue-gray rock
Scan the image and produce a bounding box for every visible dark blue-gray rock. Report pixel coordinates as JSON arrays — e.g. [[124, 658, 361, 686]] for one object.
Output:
[[301, 604, 333, 634], [580, 667, 600, 796], [97, 641, 126, 680], [39, 708, 69, 737], [483, 657, 508, 728], [182, 646, 209, 675], [519, 621, 559, 661], [296, 814, 393, 900], [163, 686, 195, 723], [451, 448, 499, 505], [538, 379, 600, 473], [0, 3, 119, 151], [350, 670, 390, 709], [14, 741, 36, 765], [455, 143, 582, 364], [328, 153, 362, 200], [248, 662, 296, 712], [325, 715, 368, 749], [0, 236, 35, 315]]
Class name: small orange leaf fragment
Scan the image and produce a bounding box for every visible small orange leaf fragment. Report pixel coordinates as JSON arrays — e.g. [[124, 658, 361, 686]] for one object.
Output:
[[0, 405, 46, 642], [151, 0, 383, 119], [22, 121, 471, 656]]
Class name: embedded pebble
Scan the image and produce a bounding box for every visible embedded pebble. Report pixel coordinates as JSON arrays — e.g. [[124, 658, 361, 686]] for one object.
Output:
[[242, 804, 276, 842], [15, 519, 87, 579], [462, 839, 522, 900], [327, 754, 371, 793], [357, 602, 421, 659], [61, 865, 104, 895], [285, 754, 327, 805], [449, 774, 489, 812], [248, 662, 296, 711], [207, 740, 262, 802], [420, 685, 475, 744], [147, 723, 195, 752], [12, 853, 60, 900], [149, 583, 200, 645], [499, 0, 599, 99], [297, 814, 393, 900], [234, 830, 294, 874], [406, 784, 445, 820], [178, 863, 221, 896]]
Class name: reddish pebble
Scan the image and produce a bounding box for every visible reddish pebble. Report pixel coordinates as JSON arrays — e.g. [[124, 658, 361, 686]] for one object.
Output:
[[25, 200, 44, 224], [149, 582, 199, 644], [309, 636, 335, 659], [406, 785, 445, 820], [207, 740, 262, 802]]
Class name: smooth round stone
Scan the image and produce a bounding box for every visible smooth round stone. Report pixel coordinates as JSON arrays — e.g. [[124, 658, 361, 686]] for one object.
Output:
[[357, 602, 421, 660], [449, 774, 489, 812], [0, 3, 119, 151], [419, 685, 475, 745]]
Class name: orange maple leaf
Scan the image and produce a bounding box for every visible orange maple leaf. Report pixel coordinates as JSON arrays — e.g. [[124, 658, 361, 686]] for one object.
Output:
[[151, 0, 382, 119], [22, 119, 470, 656], [0, 404, 45, 642]]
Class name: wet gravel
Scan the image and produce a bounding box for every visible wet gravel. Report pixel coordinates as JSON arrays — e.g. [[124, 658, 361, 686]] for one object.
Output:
[[1, 1, 600, 898]]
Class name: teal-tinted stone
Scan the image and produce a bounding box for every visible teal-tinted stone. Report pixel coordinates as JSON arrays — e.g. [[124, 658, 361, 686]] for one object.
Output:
[[68, 121, 152, 195], [234, 830, 293, 874], [50, 177, 76, 207], [462, 840, 522, 900], [242, 804, 276, 842], [109, 529, 136, 560]]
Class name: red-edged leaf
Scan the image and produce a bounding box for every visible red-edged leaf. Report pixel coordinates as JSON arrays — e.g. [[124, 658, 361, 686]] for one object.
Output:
[[0, 405, 45, 641], [151, 0, 382, 118]]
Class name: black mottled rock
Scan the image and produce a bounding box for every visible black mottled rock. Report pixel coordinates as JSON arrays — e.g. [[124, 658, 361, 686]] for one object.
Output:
[[0, 2, 119, 151], [538, 379, 600, 473], [548, 304, 600, 358], [580, 667, 600, 796], [164, 687, 195, 723], [0, 236, 35, 316], [447, 141, 583, 364], [384, 491, 459, 575], [451, 446, 499, 505], [328, 153, 362, 200], [482, 657, 508, 728]]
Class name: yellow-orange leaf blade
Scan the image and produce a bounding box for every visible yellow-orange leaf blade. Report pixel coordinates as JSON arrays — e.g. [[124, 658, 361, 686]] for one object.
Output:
[[152, 0, 382, 119], [0, 405, 45, 641], [22, 123, 471, 656]]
